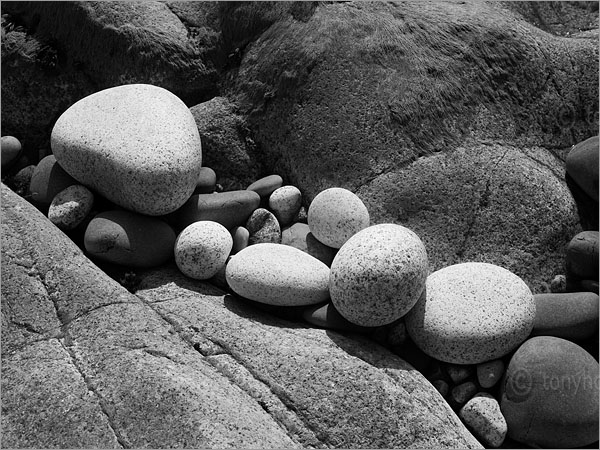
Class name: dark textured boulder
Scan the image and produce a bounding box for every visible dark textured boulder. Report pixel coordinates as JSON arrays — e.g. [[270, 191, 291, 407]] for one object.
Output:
[[566, 136, 599, 230], [2, 183, 482, 448], [225, 0, 597, 292]]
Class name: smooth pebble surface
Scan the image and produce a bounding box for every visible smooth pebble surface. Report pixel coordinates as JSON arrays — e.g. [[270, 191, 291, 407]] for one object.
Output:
[[226, 243, 330, 306], [268, 185, 302, 226], [329, 223, 428, 327], [281, 223, 337, 266], [476, 360, 504, 389], [566, 135, 599, 201], [308, 187, 370, 248], [175, 221, 232, 280], [459, 393, 507, 448], [29, 155, 77, 205], [51, 84, 203, 216], [231, 226, 250, 254], [1, 136, 22, 170], [193, 167, 217, 194], [246, 174, 283, 198], [501, 336, 599, 448], [48, 185, 94, 230], [405, 262, 535, 364]]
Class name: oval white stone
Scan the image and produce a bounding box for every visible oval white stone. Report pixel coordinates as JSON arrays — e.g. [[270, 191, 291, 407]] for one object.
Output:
[[405, 262, 536, 364], [51, 84, 202, 216], [175, 221, 233, 280], [226, 243, 330, 306], [308, 187, 369, 248], [329, 223, 428, 327]]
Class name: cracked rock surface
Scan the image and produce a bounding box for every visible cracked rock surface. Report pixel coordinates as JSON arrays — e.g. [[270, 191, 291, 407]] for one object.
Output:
[[1, 183, 482, 448]]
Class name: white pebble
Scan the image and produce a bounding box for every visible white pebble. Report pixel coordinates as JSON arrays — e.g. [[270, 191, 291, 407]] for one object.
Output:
[[268, 185, 302, 226], [48, 184, 94, 230]]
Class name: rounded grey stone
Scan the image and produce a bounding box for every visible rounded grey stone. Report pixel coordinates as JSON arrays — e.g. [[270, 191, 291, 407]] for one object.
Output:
[[406, 262, 535, 364], [308, 187, 369, 248], [48, 185, 94, 230], [226, 243, 330, 306], [476, 360, 504, 389], [329, 223, 428, 327], [459, 393, 507, 448], [51, 84, 202, 216], [246, 208, 281, 245], [175, 221, 233, 280], [268, 185, 302, 226]]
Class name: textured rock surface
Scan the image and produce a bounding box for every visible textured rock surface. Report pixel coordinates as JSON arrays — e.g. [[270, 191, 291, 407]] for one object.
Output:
[[2, 183, 481, 449], [269, 185, 302, 226], [29, 155, 77, 206], [226, 243, 330, 306], [406, 262, 536, 364], [330, 224, 428, 326], [52, 84, 202, 216], [501, 336, 599, 448], [227, 0, 596, 292], [459, 393, 507, 448], [245, 207, 281, 245], [48, 184, 94, 230]]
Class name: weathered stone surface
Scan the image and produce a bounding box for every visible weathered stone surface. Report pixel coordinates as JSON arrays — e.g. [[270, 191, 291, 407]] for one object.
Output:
[[228, 0, 596, 292], [52, 84, 203, 216], [29, 155, 77, 206], [48, 184, 94, 230], [459, 393, 507, 448], [566, 136, 599, 202], [245, 207, 281, 245], [2, 183, 481, 448]]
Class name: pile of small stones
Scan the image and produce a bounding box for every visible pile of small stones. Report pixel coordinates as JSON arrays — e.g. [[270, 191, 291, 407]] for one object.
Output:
[[2, 84, 598, 449]]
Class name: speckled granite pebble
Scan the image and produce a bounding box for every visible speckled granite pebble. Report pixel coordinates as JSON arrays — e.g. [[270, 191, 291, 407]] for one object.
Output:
[[246, 208, 281, 245], [29, 155, 77, 205], [405, 262, 535, 364], [48, 185, 94, 230], [451, 381, 477, 406], [329, 223, 428, 326], [269, 185, 302, 226], [175, 221, 232, 280], [231, 226, 249, 255], [51, 84, 202, 216], [175, 190, 260, 231], [446, 364, 473, 384], [226, 243, 330, 306], [476, 360, 504, 389], [246, 175, 283, 198], [459, 393, 507, 448], [1, 136, 22, 170], [84, 210, 176, 268], [531, 292, 599, 341], [501, 336, 599, 448], [281, 223, 337, 266], [193, 167, 217, 194], [308, 187, 370, 248]]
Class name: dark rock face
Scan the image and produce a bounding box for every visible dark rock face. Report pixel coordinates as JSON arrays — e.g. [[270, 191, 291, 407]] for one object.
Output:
[[1, 1, 225, 166], [1, 183, 481, 448]]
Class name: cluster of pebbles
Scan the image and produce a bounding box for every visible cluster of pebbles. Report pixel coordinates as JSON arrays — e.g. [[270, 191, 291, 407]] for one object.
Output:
[[2, 84, 598, 449]]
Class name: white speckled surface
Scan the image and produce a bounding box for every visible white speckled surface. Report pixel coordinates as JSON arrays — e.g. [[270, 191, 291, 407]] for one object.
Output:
[[307, 187, 369, 248], [48, 185, 94, 230], [51, 84, 202, 216], [329, 223, 428, 327], [268, 185, 302, 226], [406, 262, 535, 364], [225, 243, 330, 306], [175, 221, 232, 280], [459, 393, 507, 448]]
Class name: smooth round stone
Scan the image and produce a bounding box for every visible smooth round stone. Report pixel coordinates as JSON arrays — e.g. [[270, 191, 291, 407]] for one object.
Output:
[[51, 84, 202, 216], [193, 167, 217, 194], [246, 208, 281, 245], [48, 185, 94, 230], [500, 336, 599, 448], [531, 292, 599, 341], [268, 185, 302, 226], [29, 155, 77, 205], [476, 360, 504, 389], [451, 381, 477, 406], [446, 364, 473, 384], [231, 226, 250, 255], [281, 223, 337, 266], [302, 302, 371, 333], [308, 187, 370, 249], [459, 393, 507, 448], [226, 243, 330, 306], [329, 223, 428, 327], [566, 231, 599, 280], [174, 221, 232, 280], [6, 164, 35, 198], [1, 136, 22, 170], [566, 135, 599, 201], [84, 210, 176, 268], [406, 262, 535, 365], [175, 190, 260, 231], [246, 174, 283, 198]]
